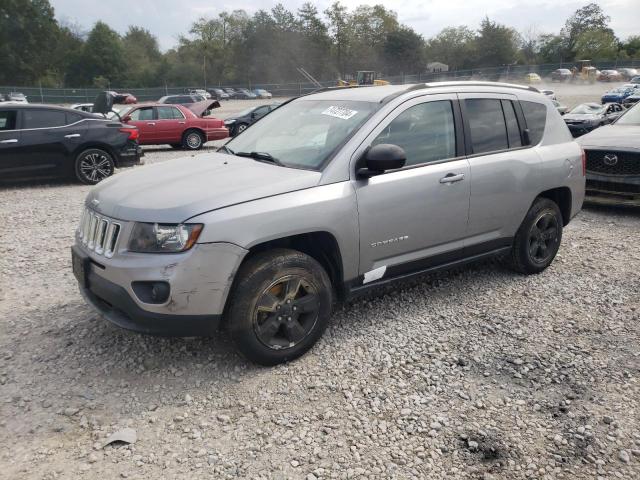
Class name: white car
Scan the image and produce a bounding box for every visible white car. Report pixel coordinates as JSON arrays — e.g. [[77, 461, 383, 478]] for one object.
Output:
[[7, 92, 28, 103], [188, 89, 212, 99]]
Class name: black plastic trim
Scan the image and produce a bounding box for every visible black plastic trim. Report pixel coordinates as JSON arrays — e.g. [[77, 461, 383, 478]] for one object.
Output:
[[80, 271, 220, 336]]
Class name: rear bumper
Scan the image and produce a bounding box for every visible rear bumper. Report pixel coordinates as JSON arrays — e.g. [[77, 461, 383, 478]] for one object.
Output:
[[206, 127, 229, 141], [115, 144, 143, 168]]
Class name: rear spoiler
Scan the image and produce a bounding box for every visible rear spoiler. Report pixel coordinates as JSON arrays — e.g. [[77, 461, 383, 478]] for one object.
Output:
[[187, 100, 221, 117]]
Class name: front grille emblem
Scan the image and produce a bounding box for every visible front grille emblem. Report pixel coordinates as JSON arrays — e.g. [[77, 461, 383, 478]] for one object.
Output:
[[603, 154, 618, 166]]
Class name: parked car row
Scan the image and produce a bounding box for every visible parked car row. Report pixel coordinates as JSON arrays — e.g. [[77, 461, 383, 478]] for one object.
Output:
[[0, 92, 28, 103], [601, 83, 640, 104], [549, 67, 639, 83]]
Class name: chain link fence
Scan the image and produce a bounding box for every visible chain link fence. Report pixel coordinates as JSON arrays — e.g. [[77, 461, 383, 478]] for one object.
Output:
[[2, 60, 638, 104]]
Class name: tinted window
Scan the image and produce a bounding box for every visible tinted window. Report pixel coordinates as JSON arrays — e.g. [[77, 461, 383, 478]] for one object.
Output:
[[22, 109, 68, 129], [372, 100, 456, 167], [465, 99, 509, 154], [157, 106, 183, 120], [0, 110, 17, 130], [502, 100, 522, 148], [253, 106, 268, 116], [520, 101, 547, 145], [130, 107, 154, 121]]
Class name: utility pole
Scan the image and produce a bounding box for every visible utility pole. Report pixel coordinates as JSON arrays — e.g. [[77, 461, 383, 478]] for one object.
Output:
[[203, 53, 207, 90]]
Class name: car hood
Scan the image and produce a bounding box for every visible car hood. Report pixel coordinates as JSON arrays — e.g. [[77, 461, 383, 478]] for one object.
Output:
[[577, 125, 640, 150], [186, 100, 221, 117], [563, 113, 601, 122], [87, 153, 322, 223]]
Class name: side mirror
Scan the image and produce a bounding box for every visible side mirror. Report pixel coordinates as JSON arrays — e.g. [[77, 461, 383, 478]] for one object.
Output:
[[358, 144, 406, 177], [122, 115, 131, 123]]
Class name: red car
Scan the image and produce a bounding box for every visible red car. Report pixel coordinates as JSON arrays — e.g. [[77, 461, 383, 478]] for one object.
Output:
[[117, 101, 228, 150]]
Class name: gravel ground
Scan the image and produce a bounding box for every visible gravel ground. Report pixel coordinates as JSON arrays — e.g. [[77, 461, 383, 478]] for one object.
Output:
[[0, 86, 639, 480]]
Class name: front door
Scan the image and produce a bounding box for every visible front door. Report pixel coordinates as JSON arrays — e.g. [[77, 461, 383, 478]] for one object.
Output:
[[353, 95, 470, 282], [126, 106, 156, 144]]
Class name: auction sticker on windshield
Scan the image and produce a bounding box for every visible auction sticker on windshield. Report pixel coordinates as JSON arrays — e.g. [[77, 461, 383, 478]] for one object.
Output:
[[321, 106, 358, 120]]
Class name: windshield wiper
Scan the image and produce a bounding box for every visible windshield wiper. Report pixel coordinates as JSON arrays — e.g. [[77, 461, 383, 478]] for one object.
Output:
[[217, 144, 235, 155], [235, 151, 285, 166]]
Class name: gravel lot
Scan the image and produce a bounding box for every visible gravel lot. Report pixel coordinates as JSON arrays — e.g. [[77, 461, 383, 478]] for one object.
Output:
[[1, 87, 639, 480]]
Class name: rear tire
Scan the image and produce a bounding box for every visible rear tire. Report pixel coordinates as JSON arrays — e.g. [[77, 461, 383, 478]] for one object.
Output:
[[508, 197, 563, 274], [75, 148, 115, 185], [226, 249, 332, 366], [182, 130, 204, 150]]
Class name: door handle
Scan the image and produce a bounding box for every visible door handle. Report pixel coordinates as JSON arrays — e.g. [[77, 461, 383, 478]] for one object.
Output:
[[147, 122, 156, 126], [178, 121, 186, 124], [64, 133, 81, 139], [0, 139, 18, 144], [439, 173, 465, 184]]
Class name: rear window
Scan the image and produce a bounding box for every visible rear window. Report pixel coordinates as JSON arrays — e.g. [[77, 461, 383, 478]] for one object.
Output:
[[0, 110, 17, 130], [22, 109, 68, 129], [520, 101, 547, 145]]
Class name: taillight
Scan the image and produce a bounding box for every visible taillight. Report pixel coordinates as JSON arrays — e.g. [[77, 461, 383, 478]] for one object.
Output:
[[581, 148, 586, 176], [119, 128, 139, 141]]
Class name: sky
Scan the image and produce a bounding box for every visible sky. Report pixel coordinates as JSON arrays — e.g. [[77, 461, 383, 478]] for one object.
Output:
[[50, 0, 637, 51]]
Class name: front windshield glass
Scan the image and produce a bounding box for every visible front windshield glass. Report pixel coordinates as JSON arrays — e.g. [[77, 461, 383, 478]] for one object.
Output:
[[224, 99, 377, 170], [570, 104, 604, 115], [616, 103, 640, 125]]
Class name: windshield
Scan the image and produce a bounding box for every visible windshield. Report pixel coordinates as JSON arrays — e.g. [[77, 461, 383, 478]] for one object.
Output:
[[224, 99, 377, 170], [616, 103, 640, 125], [569, 104, 604, 115]]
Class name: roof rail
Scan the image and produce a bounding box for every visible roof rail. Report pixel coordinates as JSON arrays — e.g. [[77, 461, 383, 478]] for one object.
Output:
[[380, 80, 540, 104]]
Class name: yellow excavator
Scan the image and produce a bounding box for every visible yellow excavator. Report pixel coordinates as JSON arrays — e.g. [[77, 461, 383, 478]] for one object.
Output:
[[337, 71, 390, 87], [573, 60, 597, 84]]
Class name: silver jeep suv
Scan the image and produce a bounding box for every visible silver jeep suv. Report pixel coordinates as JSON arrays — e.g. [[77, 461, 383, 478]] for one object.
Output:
[[72, 82, 585, 365]]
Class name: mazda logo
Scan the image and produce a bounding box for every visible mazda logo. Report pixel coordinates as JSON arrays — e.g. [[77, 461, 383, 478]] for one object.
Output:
[[603, 154, 618, 166]]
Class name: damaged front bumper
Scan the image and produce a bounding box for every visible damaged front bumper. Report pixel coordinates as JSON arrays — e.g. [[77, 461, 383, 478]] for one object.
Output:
[[74, 242, 248, 336]]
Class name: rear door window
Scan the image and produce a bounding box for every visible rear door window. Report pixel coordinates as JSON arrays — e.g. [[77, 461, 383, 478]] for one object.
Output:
[[464, 99, 509, 154], [157, 106, 183, 120], [0, 110, 17, 130], [501, 100, 522, 148], [520, 101, 547, 145], [22, 109, 68, 129]]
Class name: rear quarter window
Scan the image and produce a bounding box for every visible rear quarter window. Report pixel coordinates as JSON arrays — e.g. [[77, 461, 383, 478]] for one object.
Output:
[[520, 101, 547, 145], [22, 109, 68, 129]]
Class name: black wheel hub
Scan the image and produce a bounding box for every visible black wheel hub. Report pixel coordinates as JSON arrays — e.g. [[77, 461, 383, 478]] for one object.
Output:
[[528, 212, 559, 264], [253, 276, 320, 350]]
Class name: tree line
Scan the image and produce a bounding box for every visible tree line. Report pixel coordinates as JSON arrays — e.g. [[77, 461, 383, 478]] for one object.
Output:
[[1, 0, 639, 88]]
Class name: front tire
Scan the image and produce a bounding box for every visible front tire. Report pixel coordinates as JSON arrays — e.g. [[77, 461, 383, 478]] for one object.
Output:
[[226, 249, 332, 366], [75, 148, 115, 185], [508, 197, 563, 274], [182, 130, 204, 150]]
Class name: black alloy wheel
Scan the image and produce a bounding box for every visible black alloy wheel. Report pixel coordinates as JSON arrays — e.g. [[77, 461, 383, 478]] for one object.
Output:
[[75, 149, 115, 185], [253, 275, 320, 350]]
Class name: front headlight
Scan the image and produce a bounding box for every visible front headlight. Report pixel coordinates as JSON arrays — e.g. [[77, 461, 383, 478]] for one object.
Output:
[[128, 223, 203, 253], [224, 119, 236, 125]]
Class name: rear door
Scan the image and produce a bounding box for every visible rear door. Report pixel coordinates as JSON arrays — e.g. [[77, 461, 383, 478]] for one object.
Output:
[[459, 94, 542, 250], [126, 106, 156, 144], [155, 106, 186, 144], [0, 109, 23, 178]]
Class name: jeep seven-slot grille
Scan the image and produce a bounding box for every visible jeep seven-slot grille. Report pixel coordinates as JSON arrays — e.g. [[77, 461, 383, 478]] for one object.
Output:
[[78, 208, 121, 258], [585, 150, 640, 176]]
